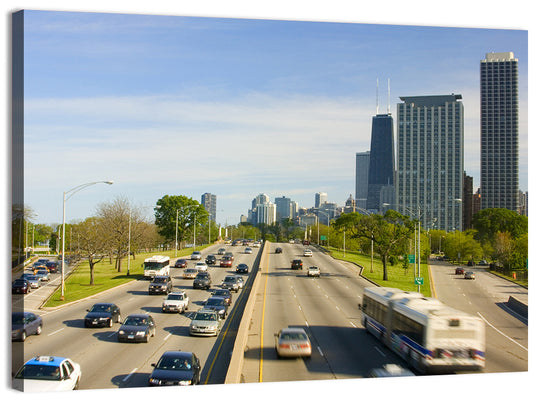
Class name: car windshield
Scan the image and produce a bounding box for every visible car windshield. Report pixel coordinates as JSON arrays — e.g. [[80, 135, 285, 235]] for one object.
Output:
[[168, 294, 184, 300], [123, 316, 148, 326], [90, 304, 112, 313], [15, 364, 62, 381], [194, 312, 217, 321], [224, 277, 237, 283], [206, 298, 225, 306], [280, 331, 308, 341], [156, 355, 193, 371], [185, 269, 196, 273], [153, 277, 167, 283], [213, 290, 228, 296]]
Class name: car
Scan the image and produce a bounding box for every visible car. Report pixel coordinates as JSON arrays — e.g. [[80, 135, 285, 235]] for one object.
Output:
[[84, 303, 121, 327], [45, 261, 59, 273], [189, 309, 222, 337], [220, 255, 233, 268], [35, 269, 50, 282], [236, 263, 249, 273], [464, 271, 476, 280], [174, 258, 188, 268], [12, 312, 43, 341], [302, 240, 310, 245], [289, 239, 295, 244], [367, 364, 415, 378], [118, 314, 156, 343], [34, 258, 48, 267], [291, 259, 303, 270], [183, 268, 199, 279], [12, 279, 31, 294], [467, 260, 475, 266], [253, 241, 261, 247], [149, 275, 173, 295], [162, 291, 189, 313], [303, 249, 313, 257], [190, 251, 202, 260], [194, 262, 208, 272], [275, 327, 312, 358], [275, 247, 283, 253], [202, 296, 229, 319], [149, 351, 201, 386], [13, 355, 82, 392], [221, 275, 244, 292], [225, 252, 235, 260], [244, 247, 253, 254], [455, 267, 465, 275], [210, 289, 232, 306], [217, 247, 226, 255], [307, 266, 320, 277], [193, 272, 212, 289], [205, 254, 217, 265], [26, 275, 42, 289], [478, 260, 489, 266]]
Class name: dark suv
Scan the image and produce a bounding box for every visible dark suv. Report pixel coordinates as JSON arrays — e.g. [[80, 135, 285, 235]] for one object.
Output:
[[291, 259, 303, 270], [149, 276, 173, 295], [193, 272, 212, 289], [205, 254, 217, 265]]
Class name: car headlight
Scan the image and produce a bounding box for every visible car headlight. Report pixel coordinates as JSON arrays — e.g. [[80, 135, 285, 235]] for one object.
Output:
[[118, 330, 125, 335], [178, 380, 192, 386], [149, 378, 161, 385]]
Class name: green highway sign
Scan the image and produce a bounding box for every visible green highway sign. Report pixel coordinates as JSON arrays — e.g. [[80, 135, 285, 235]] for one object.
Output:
[[408, 255, 415, 264], [414, 277, 424, 285], [320, 235, 327, 241]]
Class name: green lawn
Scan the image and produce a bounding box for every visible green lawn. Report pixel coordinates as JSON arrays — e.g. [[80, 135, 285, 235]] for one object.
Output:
[[44, 246, 209, 307], [328, 248, 432, 297]]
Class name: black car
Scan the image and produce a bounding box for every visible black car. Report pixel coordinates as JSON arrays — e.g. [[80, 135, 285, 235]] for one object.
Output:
[[12, 312, 42, 341], [236, 263, 249, 273], [291, 259, 303, 270], [210, 289, 232, 306], [174, 258, 188, 268], [205, 254, 217, 265], [202, 296, 229, 319], [193, 272, 211, 289], [84, 303, 121, 327], [149, 275, 173, 295], [12, 279, 30, 294], [149, 351, 201, 386], [118, 314, 156, 343], [275, 247, 283, 253]]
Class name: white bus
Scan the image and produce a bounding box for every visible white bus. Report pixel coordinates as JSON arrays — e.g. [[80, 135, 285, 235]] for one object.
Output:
[[143, 255, 170, 279], [360, 286, 485, 373]]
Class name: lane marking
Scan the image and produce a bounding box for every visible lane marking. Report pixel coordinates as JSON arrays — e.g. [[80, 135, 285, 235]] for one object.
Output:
[[123, 368, 137, 382], [477, 312, 528, 352], [47, 328, 64, 336], [374, 346, 386, 357]]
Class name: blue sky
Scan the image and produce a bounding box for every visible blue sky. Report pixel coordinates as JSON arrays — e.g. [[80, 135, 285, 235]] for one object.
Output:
[[21, 8, 528, 226]]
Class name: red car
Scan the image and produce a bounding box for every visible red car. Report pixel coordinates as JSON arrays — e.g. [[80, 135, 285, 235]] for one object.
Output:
[[455, 267, 465, 275], [175, 259, 188, 268], [220, 256, 233, 268]]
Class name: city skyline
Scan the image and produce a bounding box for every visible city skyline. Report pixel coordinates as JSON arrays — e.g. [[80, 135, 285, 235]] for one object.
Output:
[[17, 8, 528, 227]]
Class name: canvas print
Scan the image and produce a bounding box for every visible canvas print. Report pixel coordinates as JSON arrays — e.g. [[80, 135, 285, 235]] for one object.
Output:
[[11, 9, 528, 394]]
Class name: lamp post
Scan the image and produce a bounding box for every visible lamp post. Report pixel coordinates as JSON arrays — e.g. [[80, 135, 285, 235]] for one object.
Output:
[[128, 204, 160, 276], [315, 210, 331, 249], [176, 204, 199, 256], [61, 180, 113, 300]]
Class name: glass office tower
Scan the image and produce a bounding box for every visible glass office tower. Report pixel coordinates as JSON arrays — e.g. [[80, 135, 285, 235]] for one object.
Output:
[[480, 52, 519, 211]]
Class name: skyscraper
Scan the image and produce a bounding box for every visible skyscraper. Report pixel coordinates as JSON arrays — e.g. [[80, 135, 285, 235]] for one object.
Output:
[[201, 193, 216, 223], [480, 52, 519, 211], [315, 192, 327, 208], [367, 113, 395, 213], [355, 151, 370, 210], [395, 95, 463, 231]]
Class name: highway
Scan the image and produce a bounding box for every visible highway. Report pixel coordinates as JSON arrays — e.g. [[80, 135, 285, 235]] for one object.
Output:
[[13, 243, 261, 389]]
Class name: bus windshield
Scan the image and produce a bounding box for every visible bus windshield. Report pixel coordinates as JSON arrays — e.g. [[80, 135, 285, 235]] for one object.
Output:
[[144, 262, 163, 270]]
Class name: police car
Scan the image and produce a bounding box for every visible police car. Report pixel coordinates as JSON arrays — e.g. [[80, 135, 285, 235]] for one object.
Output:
[[13, 356, 82, 392]]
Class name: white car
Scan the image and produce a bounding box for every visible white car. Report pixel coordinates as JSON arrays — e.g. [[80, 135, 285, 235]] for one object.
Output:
[[13, 355, 82, 392], [194, 262, 208, 272], [162, 291, 189, 313], [244, 247, 253, 254], [303, 249, 313, 257], [307, 266, 320, 277]]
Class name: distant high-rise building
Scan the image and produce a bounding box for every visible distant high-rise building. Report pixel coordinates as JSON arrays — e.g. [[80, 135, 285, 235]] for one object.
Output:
[[480, 52, 519, 212], [201, 193, 216, 223], [355, 151, 370, 210], [396, 95, 463, 232], [257, 201, 276, 225], [275, 196, 292, 220], [315, 192, 327, 208], [367, 113, 395, 213]]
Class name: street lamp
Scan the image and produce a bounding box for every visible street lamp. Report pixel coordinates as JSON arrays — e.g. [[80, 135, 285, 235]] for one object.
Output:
[[176, 204, 200, 256], [61, 180, 113, 300], [315, 210, 330, 249]]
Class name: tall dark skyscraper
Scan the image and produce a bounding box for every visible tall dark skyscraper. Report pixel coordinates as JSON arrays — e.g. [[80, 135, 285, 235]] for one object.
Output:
[[367, 113, 395, 213], [480, 52, 519, 211], [201, 193, 216, 223]]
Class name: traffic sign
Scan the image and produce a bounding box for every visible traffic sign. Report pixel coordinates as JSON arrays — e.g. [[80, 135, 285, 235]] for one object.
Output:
[[408, 255, 415, 264], [414, 277, 424, 285]]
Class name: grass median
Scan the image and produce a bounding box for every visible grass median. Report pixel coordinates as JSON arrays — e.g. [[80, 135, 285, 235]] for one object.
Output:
[[44, 246, 209, 307], [327, 248, 432, 297]]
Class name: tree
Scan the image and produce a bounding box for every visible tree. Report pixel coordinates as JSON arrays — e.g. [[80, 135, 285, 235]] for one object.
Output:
[[472, 208, 528, 242], [73, 217, 109, 285], [333, 210, 415, 281], [154, 195, 208, 249]]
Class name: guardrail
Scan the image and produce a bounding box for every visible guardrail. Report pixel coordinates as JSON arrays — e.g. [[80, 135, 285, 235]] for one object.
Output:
[[224, 241, 269, 383]]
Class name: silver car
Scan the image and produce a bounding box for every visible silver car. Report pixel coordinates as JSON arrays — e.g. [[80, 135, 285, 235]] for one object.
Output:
[[275, 327, 312, 358], [189, 310, 221, 337], [221, 275, 244, 292], [26, 275, 42, 289]]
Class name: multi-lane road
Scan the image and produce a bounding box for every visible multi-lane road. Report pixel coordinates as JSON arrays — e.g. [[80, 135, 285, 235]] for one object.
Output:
[[12, 241, 528, 392]]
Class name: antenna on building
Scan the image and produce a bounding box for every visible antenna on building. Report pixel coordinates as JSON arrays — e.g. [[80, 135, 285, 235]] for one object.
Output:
[[376, 78, 379, 114], [387, 78, 391, 114]]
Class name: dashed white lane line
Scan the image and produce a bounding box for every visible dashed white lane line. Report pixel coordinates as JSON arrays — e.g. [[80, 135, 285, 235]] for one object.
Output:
[[47, 327, 64, 336]]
